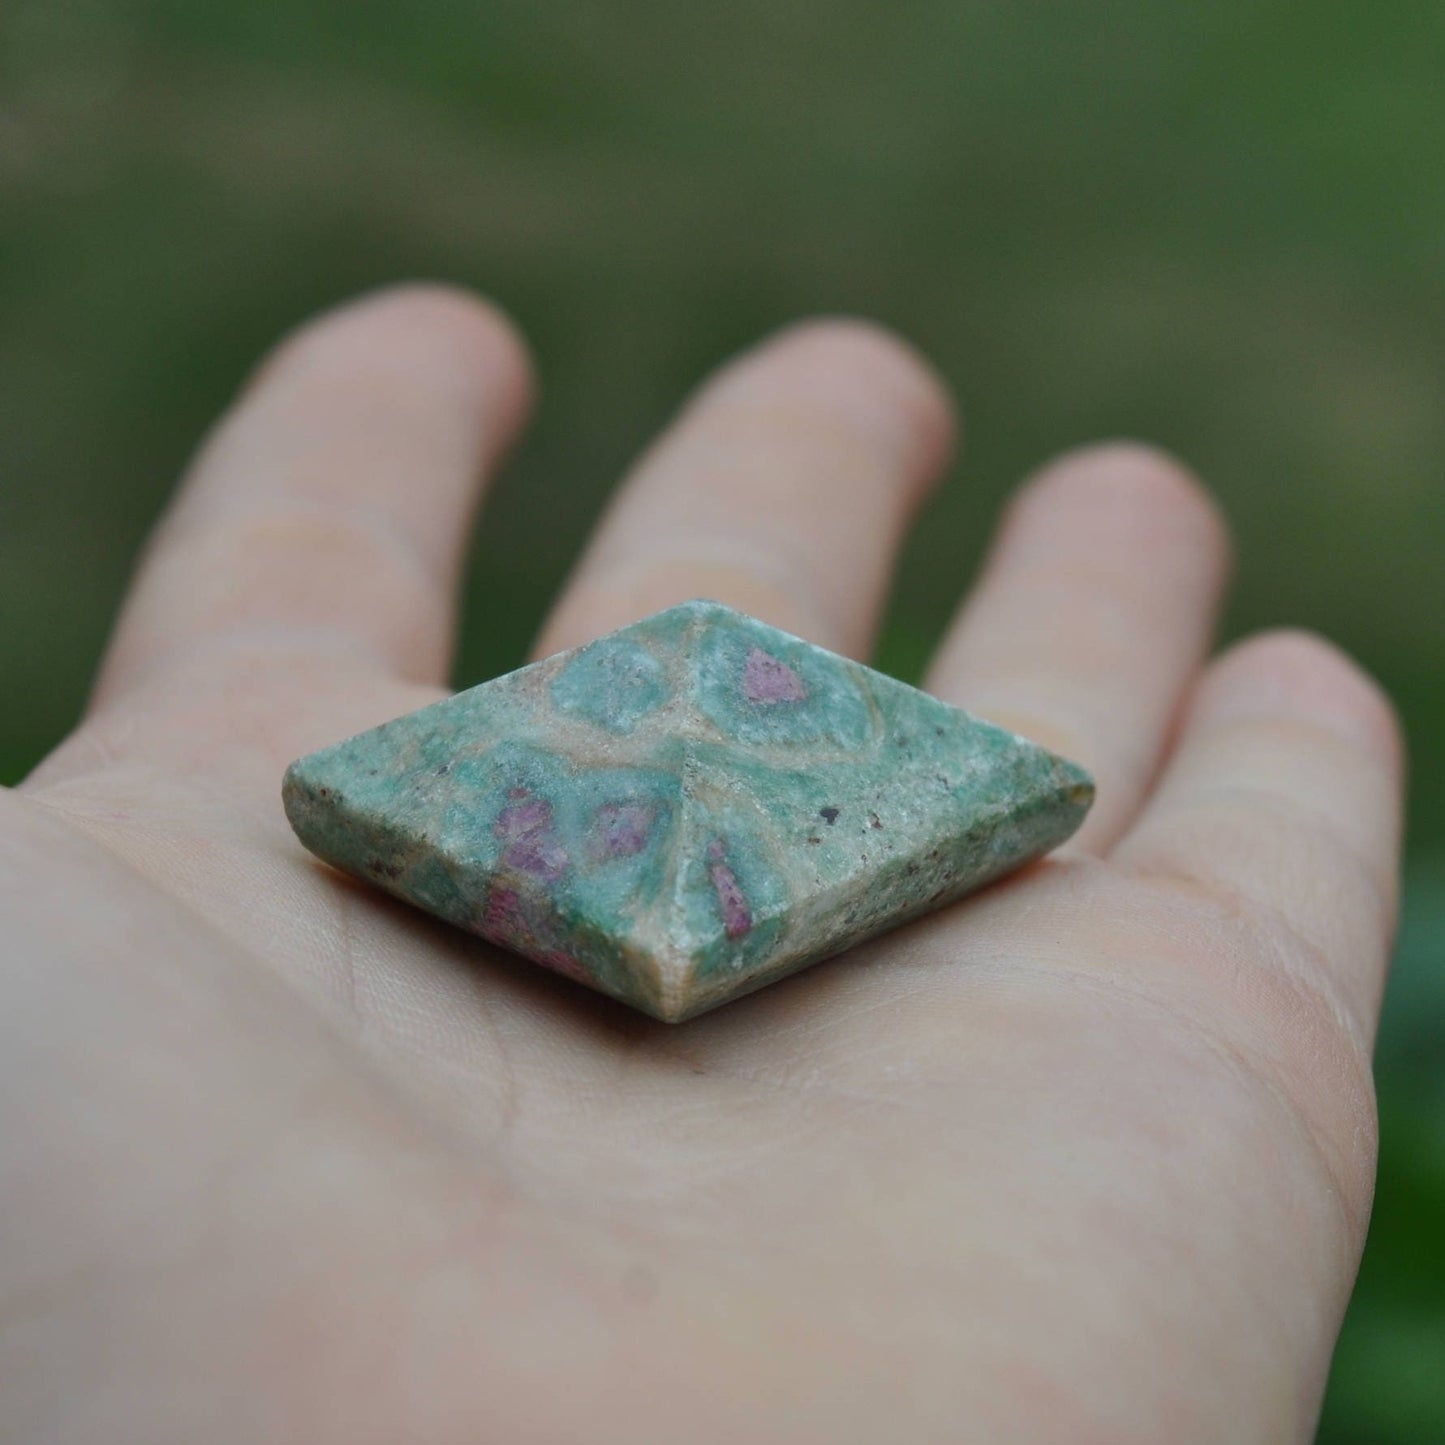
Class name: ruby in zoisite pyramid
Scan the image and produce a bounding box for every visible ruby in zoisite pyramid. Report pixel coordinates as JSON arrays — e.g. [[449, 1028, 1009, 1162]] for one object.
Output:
[[282, 600, 1093, 1021]]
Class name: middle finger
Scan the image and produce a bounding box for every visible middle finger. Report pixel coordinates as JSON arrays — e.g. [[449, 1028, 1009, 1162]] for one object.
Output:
[[534, 318, 955, 660]]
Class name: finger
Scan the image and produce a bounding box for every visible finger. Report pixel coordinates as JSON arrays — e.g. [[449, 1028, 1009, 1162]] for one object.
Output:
[[1114, 629, 1405, 1036], [534, 318, 955, 660], [92, 284, 533, 709], [925, 444, 1230, 851]]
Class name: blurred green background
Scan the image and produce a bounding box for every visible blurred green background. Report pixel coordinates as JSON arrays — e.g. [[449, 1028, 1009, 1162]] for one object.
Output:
[[2, 1, 1441, 1435]]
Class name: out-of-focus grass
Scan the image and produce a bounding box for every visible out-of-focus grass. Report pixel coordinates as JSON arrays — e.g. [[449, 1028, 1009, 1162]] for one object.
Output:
[[2, 2, 1441, 1436]]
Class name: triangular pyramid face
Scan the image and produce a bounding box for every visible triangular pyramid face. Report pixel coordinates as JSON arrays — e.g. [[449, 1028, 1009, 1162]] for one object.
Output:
[[284, 600, 1093, 1020]]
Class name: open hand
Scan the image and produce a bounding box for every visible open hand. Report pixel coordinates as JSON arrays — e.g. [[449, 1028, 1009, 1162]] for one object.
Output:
[[3, 287, 1403, 1443]]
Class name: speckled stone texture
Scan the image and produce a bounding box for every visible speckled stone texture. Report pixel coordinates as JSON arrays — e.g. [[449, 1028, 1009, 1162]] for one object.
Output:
[[283, 600, 1093, 1021]]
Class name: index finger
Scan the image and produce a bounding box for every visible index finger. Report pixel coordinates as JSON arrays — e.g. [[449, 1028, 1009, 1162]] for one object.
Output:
[[90, 284, 533, 710]]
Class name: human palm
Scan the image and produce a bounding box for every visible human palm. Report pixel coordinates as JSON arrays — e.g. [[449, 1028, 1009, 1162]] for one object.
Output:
[[3, 288, 1402, 1443]]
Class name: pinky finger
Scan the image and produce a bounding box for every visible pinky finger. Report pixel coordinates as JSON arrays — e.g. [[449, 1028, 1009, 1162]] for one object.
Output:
[[1114, 629, 1405, 1038]]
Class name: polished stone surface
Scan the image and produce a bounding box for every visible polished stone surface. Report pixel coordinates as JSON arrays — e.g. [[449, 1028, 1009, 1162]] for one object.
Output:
[[283, 600, 1093, 1020]]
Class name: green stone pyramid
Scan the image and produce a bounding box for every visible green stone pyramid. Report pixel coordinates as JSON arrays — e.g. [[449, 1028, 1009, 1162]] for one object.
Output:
[[283, 600, 1093, 1021]]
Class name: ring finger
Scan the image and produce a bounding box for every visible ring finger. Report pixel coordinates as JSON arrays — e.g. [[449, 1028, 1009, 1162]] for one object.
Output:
[[925, 443, 1232, 852]]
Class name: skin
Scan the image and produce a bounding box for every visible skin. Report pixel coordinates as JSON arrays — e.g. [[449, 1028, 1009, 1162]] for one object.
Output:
[[1, 286, 1403, 1443]]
